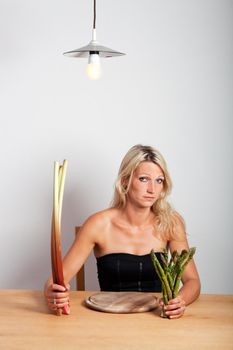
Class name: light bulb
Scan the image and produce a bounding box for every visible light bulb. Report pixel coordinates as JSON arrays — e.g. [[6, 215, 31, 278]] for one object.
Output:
[[86, 52, 101, 80]]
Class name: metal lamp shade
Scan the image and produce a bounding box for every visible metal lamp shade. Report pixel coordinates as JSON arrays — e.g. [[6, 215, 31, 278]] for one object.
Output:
[[63, 40, 125, 58]]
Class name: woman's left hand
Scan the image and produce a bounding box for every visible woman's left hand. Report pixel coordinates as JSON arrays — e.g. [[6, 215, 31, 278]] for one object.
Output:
[[160, 295, 186, 319]]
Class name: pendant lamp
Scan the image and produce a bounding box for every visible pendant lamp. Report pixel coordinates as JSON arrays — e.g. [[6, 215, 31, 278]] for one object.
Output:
[[63, 0, 126, 80]]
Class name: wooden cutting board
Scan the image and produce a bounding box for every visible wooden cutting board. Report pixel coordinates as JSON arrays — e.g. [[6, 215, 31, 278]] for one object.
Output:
[[85, 292, 159, 313]]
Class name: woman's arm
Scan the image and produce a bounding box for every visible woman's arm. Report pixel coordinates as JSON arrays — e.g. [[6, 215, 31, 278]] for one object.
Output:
[[62, 221, 96, 283]]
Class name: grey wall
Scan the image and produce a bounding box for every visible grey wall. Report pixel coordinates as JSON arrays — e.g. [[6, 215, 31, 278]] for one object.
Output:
[[0, 0, 232, 293]]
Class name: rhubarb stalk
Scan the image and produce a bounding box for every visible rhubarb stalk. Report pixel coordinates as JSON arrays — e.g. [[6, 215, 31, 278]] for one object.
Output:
[[51, 160, 68, 315]]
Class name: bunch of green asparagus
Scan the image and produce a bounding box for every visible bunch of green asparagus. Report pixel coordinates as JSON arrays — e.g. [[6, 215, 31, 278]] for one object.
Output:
[[150, 247, 196, 306]]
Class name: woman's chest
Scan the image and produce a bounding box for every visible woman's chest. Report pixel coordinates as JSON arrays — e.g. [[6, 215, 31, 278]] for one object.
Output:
[[96, 226, 166, 256]]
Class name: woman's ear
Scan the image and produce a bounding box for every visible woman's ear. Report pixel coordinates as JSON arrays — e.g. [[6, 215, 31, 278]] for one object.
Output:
[[121, 177, 129, 191]]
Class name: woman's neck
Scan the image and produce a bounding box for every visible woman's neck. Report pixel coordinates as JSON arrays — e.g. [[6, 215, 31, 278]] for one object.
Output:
[[121, 204, 154, 228]]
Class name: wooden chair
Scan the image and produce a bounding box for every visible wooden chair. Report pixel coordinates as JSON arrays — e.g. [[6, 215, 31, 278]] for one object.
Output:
[[75, 226, 85, 290]]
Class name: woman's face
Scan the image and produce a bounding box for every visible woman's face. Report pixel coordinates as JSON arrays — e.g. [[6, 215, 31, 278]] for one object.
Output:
[[126, 161, 165, 208]]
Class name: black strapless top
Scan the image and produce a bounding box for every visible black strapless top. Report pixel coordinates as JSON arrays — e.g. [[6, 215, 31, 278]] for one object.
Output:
[[96, 252, 162, 292]]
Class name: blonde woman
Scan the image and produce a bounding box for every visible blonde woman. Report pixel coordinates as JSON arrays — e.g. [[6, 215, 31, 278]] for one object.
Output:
[[44, 144, 200, 319]]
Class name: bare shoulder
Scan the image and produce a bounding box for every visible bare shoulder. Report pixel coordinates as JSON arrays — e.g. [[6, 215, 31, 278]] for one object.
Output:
[[169, 211, 186, 241], [85, 208, 117, 226], [168, 211, 190, 252], [79, 208, 117, 237]]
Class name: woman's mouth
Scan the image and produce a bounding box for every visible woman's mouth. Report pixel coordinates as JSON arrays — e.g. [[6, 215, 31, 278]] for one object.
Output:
[[143, 196, 155, 200]]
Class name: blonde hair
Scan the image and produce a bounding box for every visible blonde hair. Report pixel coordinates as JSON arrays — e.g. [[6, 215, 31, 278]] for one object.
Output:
[[111, 144, 185, 240]]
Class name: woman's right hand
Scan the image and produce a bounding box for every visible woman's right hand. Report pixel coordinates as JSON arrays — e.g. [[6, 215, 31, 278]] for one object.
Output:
[[44, 279, 70, 315]]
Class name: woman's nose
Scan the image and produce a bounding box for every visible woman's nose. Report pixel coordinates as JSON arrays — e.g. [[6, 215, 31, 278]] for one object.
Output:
[[147, 180, 155, 193]]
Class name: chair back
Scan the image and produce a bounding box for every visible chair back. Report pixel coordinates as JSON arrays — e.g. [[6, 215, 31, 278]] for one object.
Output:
[[75, 226, 85, 290]]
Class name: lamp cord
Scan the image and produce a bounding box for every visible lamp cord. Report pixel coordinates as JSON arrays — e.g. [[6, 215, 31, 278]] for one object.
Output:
[[93, 0, 96, 29]]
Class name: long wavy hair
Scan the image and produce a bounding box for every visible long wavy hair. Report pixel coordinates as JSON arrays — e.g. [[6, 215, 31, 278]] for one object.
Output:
[[111, 144, 185, 239]]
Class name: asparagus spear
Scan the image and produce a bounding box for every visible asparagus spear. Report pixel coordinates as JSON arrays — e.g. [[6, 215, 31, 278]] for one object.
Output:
[[173, 247, 196, 298], [151, 250, 172, 302]]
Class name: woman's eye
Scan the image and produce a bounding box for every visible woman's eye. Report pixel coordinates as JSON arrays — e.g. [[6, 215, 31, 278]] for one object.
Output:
[[156, 178, 164, 184], [139, 176, 148, 182]]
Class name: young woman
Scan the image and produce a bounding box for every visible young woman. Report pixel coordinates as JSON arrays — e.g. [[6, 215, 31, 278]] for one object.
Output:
[[44, 144, 200, 319]]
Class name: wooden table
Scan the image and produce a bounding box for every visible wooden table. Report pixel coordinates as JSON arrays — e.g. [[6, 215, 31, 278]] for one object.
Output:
[[0, 290, 232, 350]]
